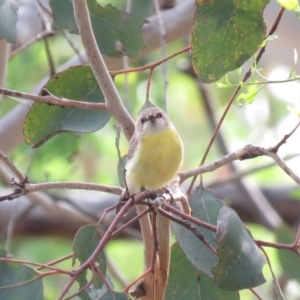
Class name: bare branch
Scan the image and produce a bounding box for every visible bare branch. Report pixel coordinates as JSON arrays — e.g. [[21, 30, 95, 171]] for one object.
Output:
[[9, 30, 55, 59], [0, 150, 26, 182], [0, 38, 8, 101], [269, 120, 300, 152], [180, 146, 251, 183], [24, 181, 122, 195], [0, 87, 106, 110], [180, 144, 300, 186], [210, 153, 300, 186], [72, 0, 134, 140], [264, 150, 300, 185], [158, 207, 218, 256]]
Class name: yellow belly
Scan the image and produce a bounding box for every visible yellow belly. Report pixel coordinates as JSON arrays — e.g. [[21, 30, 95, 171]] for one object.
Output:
[[126, 128, 183, 193]]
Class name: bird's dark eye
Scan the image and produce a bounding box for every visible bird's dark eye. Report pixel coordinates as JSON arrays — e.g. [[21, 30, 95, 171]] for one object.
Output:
[[157, 112, 162, 118], [141, 117, 146, 124]]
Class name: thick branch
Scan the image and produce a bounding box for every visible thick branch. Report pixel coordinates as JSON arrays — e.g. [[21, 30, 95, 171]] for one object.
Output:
[[72, 0, 134, 140]]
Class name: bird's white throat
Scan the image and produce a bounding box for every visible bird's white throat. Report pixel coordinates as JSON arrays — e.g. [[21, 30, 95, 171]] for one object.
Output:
[[142, 117, 171, 135]]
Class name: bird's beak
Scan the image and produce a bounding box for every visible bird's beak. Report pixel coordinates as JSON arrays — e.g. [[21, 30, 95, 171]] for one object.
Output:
[[148, 114, 156, 124]]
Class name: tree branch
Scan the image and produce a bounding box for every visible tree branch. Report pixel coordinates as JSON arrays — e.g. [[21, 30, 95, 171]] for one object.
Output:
[[72, 0, 134, 140], [0, 38, 8, 101], [0, 150, 26, 182], [0, 87, 106, 110], [180, 144, 300, 186]]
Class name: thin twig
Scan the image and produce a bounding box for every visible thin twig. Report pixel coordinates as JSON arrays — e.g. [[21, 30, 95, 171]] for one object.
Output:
[[93, 264, 114, 293], [43, 36, 56, 76], [259, 246, 284, 300], [255, 239, 300, 257], [110, 46, 191, 76], [210, 153, 300, 186], [36, 254, 73, 271], [146, 68, 155, 103], [62, 30, 85, 63], [249, 288, 264, 300], [162, 202, 217, 232], [269, 120, 300, 152], [64, 276, 95, 300], [24, 181, 122, 195], [263, 150, 300, 186], [0, 87, 106, 110], [0, 257, 72, 275], [9, 30, 55, 59], [180, 141, 300, 186], [0, 150, 26, 181], [111, 208, 150, 237], [1, 180, 122, 202], [158, 207, 218, 256]]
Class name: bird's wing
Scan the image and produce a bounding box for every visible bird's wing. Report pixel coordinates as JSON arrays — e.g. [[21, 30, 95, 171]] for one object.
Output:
[[126, 134, 138, 161]]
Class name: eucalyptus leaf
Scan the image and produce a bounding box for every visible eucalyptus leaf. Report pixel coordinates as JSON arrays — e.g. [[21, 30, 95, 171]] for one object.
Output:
[[212, 206, 267, 290], [0, 0, 23, 42], [172, 188, 223, 277], [24, 65, 110, 148], [165, 243, 240, 300], [191, 0, 268, 83], [50, 0, 145, 58], [0, 262, 44, 300], [73, 225, 106, 299]]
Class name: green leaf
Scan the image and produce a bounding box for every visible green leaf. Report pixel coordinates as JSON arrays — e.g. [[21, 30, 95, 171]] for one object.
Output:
[[277, 0, 299, 10], [212, 206, 267, 290], [85, 275, 128, 300], [87, 1, 145, 58], [191, 0, 268, 83], [73, 225, 105, 267], [101, 291, 129, 299], [24, 65, 110, 148], [275, 225, 300, 281], [0, 0, 23, 42], [260, 34, 278, 48], [236, 83, 261, 104], [50, 0, 77, 33], [172, 188, 223, 277], [49, 0, 145, 58], [73, 225, 106, 299], [287, 105, 300, 116], [216, 82, 229, 88], [165, 243, 240, 300], [0, 262, 44, 300]]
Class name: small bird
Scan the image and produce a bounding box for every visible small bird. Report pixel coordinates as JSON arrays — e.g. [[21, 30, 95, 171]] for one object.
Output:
[[120, 106, 184, 204]]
